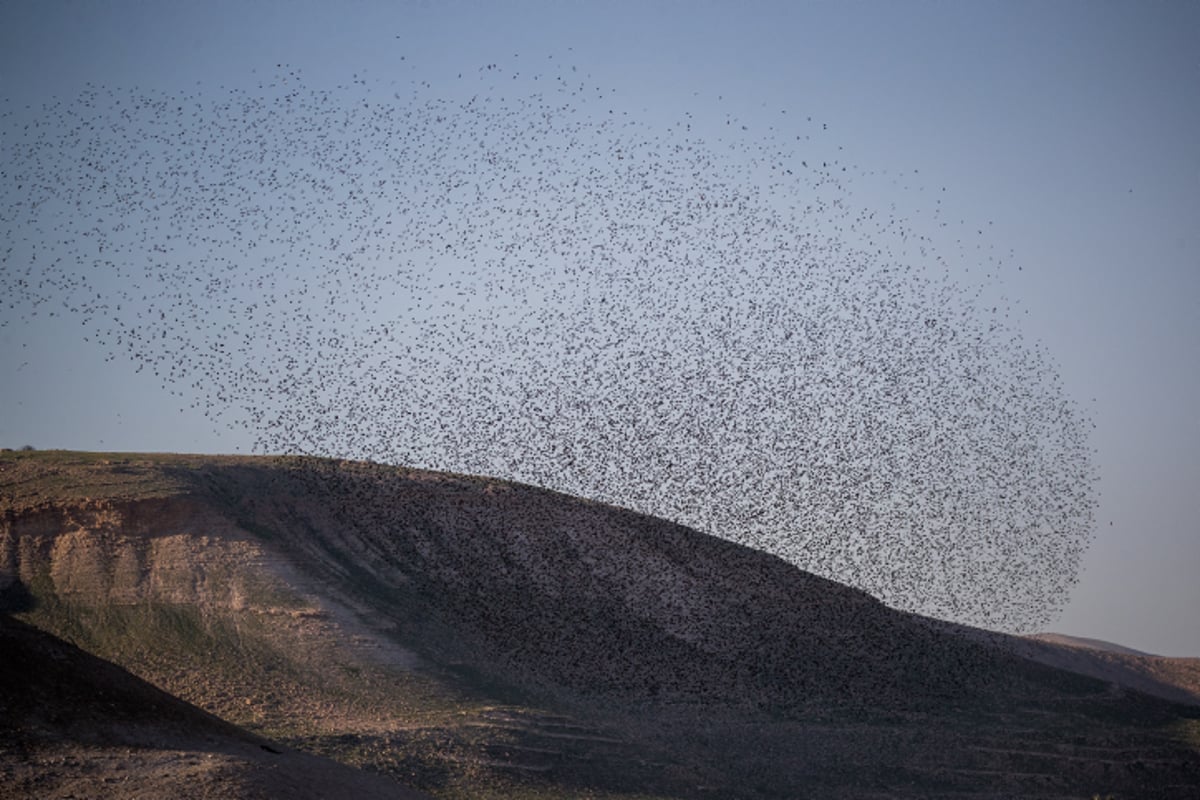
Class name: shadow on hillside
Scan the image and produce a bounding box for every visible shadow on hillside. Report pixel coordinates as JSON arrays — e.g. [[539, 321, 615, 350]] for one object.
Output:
[[0, 576, 36, 613]]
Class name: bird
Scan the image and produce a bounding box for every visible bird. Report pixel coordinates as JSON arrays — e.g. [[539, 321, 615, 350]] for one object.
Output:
[[0, 56, 1097, 633]]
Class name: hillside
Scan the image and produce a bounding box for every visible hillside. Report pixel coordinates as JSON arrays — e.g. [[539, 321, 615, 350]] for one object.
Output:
[[0, 612, 430, 800], [1030, 633, 1155, 656], [1020, 634, 1200, 707], [3, 449, 1199, 799]]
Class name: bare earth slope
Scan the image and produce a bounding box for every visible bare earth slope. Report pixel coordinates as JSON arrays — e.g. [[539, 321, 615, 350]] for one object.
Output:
[[0, 612, 430, 800], [921, 623, 1200, 707], [2, 450, 1199, 799], [1031, 633, 1155, 656], [1020, 636, 1200, 707]]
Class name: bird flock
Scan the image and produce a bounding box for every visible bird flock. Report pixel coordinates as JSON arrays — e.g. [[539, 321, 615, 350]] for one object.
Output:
[[0, 59, 1096, 631]]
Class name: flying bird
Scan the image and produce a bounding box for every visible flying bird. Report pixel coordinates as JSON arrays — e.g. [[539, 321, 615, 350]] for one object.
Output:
[[0, 59, 1097, 632]]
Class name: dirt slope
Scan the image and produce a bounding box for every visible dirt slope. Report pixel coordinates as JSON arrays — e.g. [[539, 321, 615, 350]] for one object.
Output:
[[924, 621, 1200, 707], [1021, 636, 1200, 707], [0, 612, 429, 800], [3, 449, 1199, 799]]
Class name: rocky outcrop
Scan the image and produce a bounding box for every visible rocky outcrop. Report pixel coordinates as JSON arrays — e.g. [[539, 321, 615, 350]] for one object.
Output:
[[3, 498, 264, 607]]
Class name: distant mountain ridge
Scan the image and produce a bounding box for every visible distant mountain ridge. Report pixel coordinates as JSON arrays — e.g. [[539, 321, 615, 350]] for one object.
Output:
[[1030, 632, 1154, 656], [0, 612, 431, 800]]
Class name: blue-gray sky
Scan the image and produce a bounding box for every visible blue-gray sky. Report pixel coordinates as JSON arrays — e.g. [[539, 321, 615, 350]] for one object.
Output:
[[1, 0, 1197, 655]]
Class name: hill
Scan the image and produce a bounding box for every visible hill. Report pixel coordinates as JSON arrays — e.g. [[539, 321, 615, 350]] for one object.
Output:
[[1030, 633, 1155, 656], [0, 612, 430, 799], [3, 449, 1199, 798]]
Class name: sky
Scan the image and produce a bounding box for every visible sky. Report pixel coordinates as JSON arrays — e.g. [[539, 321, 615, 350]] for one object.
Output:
[[1, 0, 1197, 655]]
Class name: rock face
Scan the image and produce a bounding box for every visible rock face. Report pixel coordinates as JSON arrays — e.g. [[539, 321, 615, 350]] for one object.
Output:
[[5, 498, 258, 606], [3, 450, 1200, 800]]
